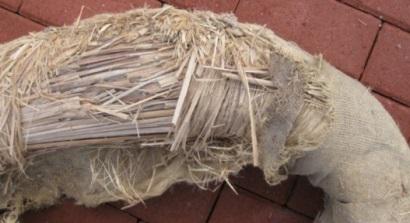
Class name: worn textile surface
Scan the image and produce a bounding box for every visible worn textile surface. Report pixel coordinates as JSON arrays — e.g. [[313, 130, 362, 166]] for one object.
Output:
[[292, 63, 410, 222], [0, 6, 407, 223]]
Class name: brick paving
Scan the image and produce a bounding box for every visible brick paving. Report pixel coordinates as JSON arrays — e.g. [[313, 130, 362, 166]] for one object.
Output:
[[232, 166, 297, 205], [0, 7, 43, 42], [209, 186, 311, 223], [21, 201, 138, 223], [20, 0, 160, 26], [0, 0, 21, 11], [340, 0, 410, 31], [0, 0, 408, 222], [162, 0, 239, 12], [236, 0, 381, 78], [362, 24, 410, 106], [116, 183, 220, 223]]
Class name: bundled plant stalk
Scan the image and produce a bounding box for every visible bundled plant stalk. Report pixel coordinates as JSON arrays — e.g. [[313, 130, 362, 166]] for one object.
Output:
[[0, 6, 409, 223]]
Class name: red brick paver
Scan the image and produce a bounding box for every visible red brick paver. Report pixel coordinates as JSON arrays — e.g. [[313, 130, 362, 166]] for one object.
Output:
[[287, 177, 324, 218], [375, 94, 410, 142], [209, 186, 312, 223], [118, 183, 220, 223], [232, 165, 296, 205], [0, 0, 21, 11], [21, 201, 138, 223], [236, 0, 380, 78], [0, 7, 43, 43], [362, 24, 410, 106], [19, 0, 160, 26], [162, 0, 238, 12], [341, 0, 410, 31]]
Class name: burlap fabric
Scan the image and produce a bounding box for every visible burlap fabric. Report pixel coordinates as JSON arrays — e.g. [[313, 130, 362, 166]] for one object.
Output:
[[0, 6, 408, 223]]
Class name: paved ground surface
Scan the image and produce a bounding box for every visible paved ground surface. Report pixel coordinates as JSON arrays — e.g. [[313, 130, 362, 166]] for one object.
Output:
[[0, 0, 409, 222]]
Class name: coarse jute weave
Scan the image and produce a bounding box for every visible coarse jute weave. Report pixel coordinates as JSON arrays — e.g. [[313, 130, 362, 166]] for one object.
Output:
[[0, 6, 408, 223]]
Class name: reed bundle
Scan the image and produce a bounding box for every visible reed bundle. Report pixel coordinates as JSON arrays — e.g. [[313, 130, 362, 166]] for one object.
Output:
[[0, 6, 333, 222]]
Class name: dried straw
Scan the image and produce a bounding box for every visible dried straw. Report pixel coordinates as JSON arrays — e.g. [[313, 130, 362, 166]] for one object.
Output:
[[0, 6, 332, 222]]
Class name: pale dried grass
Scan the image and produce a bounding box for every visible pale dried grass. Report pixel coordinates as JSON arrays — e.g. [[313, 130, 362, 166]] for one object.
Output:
[[0, 6, 332, 222]]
